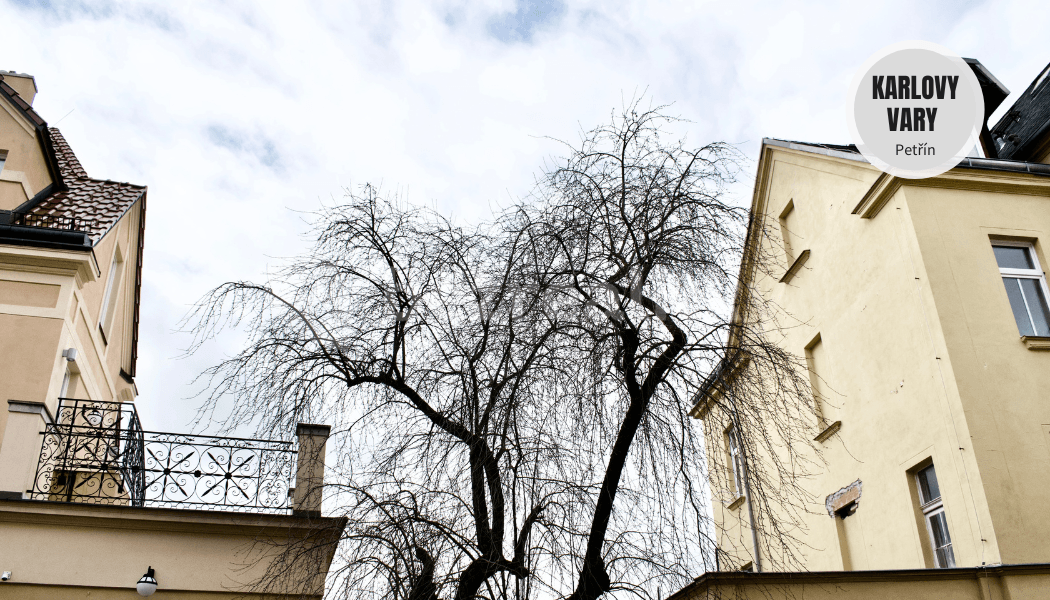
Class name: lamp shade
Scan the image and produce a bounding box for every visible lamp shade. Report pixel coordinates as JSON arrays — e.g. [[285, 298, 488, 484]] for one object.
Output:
[[136, 567, 158, 596]]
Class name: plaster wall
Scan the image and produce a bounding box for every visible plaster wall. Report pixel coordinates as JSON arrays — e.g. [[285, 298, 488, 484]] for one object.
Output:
[[703, 146, 1001, 574], [0, 102, 51, 208], [905, 182, 1050, 564], [0, 501, 340, 598]]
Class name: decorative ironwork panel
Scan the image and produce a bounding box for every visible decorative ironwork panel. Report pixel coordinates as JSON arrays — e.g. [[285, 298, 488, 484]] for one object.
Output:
[[31, 399, 144, 506], [141, 432, 294, 511], [29, 399, 295, 514], [11, 212, 82, 231]]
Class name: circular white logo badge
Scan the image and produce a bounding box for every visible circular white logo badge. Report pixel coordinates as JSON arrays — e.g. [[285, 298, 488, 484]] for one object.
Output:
[[847, 41, 984, 179]]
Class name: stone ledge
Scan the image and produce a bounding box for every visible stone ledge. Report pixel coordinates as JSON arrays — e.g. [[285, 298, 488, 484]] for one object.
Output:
[[779, 249, 811, 284], [1022, 335, 1050, 350], [814, 420, 842, 443]]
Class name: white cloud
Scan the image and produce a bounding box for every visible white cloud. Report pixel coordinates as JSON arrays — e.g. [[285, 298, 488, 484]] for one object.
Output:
[[3, 0, 1049, 431]]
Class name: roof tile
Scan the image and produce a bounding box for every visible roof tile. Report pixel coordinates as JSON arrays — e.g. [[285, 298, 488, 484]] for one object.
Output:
[[30, 128, 146, 242], [48, 127, 89, 179]]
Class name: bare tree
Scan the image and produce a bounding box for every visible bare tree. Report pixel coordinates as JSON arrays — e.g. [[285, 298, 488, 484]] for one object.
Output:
[[185, 102, 816, 600]]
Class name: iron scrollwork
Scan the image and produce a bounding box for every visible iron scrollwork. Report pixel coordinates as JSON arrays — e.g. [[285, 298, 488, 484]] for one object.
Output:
[[28, 399, 295, 514]]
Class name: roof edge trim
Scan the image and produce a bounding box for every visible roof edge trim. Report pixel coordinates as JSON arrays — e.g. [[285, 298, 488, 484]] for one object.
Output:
[[762, 138, 869, 163]]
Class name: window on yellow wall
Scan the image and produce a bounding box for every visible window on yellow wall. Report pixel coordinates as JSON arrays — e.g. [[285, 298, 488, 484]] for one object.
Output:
[[993, 242, 1050, 338], [778, 200, 798, 263], [99, 246, 124, 342], [916, 464, 955, 568], [59, 367, 71, 398], [0, 150, 6, 173], [725, 424, 745, 499], [805, 333, 838, 431]]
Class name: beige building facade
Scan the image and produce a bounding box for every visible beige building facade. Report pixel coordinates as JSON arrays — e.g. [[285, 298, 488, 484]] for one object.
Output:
[[0, 70, 344, 598], [683, 60, 1050, 597]]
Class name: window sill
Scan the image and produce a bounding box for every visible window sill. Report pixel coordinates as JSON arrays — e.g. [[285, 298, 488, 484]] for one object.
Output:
[[1021, 336, 1050, 351], [779, 249, 811, 284], [725, 495, 746, 511], [814, 420, 842, 443]]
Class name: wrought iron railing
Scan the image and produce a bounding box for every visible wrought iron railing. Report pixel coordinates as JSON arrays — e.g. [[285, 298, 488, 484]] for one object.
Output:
[[29, 399, 296, 513], [10, 212, 82, 231]]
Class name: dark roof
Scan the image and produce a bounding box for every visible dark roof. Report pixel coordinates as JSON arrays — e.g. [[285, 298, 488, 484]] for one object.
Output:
[[991, 60, 1050, 161], [1, 73, 146, 242], [778, 140, 859, 154], [764, 137, 1050, 176], [48, 126, 89, 179], [0, 83, 148, 379], [29, 128, 146, 243]]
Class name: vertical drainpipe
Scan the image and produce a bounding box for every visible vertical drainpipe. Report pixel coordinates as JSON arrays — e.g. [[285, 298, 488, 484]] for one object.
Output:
[[728, 386, 762, 573]]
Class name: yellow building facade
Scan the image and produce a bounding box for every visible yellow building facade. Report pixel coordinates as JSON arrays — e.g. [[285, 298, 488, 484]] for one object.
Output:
[[682, 61, 1050, 598], [0, 70, 344, 598]]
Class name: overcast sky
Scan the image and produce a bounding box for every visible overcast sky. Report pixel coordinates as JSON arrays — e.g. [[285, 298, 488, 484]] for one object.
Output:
[[3, 0, 1050, 431]]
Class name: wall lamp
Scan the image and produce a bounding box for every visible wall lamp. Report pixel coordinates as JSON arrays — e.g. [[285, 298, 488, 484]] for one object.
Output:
[[136, 567, 157, 596]]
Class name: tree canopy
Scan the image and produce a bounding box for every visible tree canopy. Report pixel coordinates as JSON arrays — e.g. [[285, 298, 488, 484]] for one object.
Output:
[[186, 103, 814, 600]]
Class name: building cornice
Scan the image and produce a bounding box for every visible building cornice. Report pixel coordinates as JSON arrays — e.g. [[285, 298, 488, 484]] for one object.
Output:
[[0, 498, 348, 538], [668, 563, 1050, 600], [0, 243, 99, 285], [853, 166, 1050, 220]]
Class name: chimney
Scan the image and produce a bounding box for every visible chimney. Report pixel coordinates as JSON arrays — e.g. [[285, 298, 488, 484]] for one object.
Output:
[[0, 71, 37, 106], [293, 423, 330, 517]]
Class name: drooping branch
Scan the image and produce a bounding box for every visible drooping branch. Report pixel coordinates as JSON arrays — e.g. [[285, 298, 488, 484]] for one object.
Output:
[[186, 102, 819, 600]]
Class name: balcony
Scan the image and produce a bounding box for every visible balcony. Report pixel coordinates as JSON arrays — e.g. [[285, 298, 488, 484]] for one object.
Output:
[[27, 399, 296, 514]]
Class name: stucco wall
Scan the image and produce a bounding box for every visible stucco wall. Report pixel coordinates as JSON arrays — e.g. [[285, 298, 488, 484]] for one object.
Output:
[[0, 500, 343, 598], [701, 145, 1016, 573], [904, 182, 1050, 564]]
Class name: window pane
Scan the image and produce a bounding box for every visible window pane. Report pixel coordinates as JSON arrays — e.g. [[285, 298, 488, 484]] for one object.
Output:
[[727, 428, 743, 495], [918, 465, 940, 503], [994, 245, 1035, 270], [935, 545, 956, 569], [1004, 278, 1036, 337], [1019, 278, 1050, 337], [929, 511, 951, 546], [928, 511, 955, 567]]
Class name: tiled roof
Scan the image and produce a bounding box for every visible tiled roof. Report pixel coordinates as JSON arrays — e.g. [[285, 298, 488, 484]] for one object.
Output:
[[48, 126, 89, 179], [30, 128, 146, 242]]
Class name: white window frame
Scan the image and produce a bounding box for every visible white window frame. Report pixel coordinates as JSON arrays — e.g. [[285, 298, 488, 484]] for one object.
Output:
[[99, 246, 125, 340], [59, 368, 71, 398], [916, 465, 955, 568], [993, 241, 1050, 338], [726, 425, 745, 499]]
